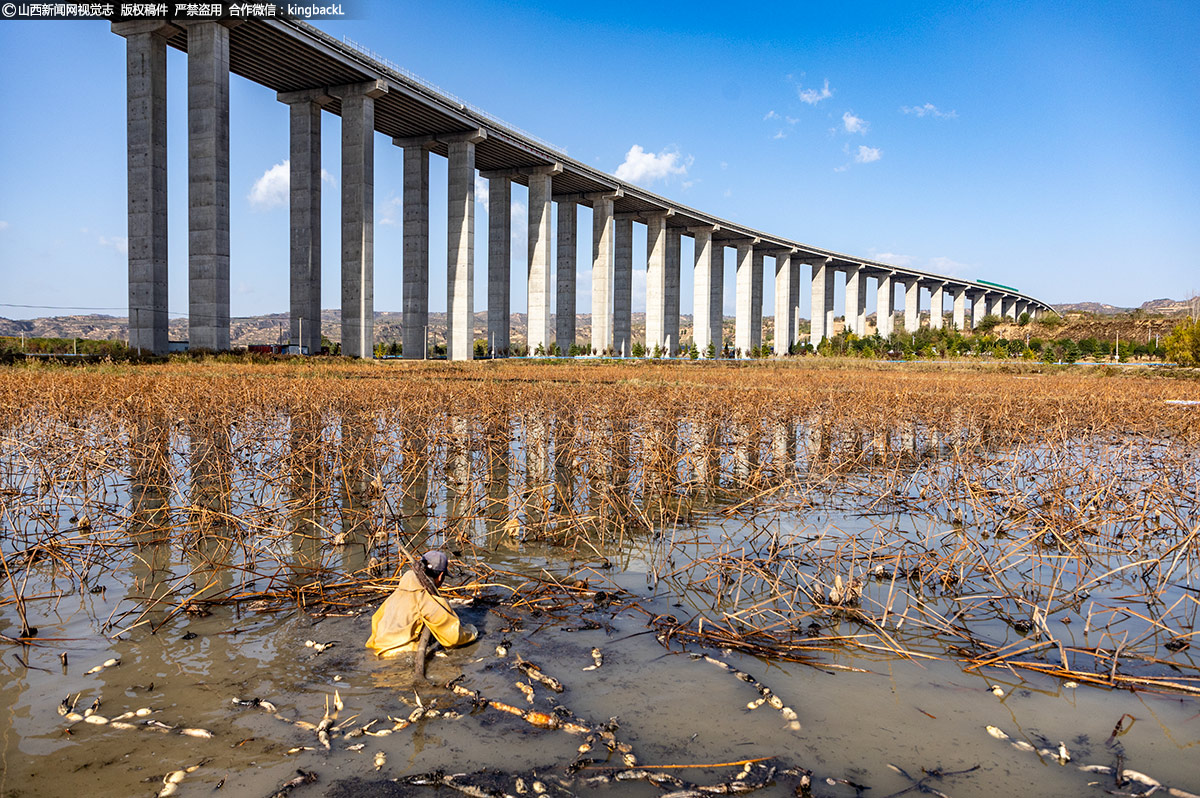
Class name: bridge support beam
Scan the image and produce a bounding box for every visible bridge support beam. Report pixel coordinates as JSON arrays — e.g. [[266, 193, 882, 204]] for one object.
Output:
[[789, 258, 802, 348], [556, 200, 577, 353], [115, 21, 172, 356], [527, 170, 553, 356], [810, 260, 828, 345], [903, 279, 920, 332], [876, 273, 895, 337], [690, 227, 720, 356], [187, 21, 231, 352], [751, 248, 765, 353], [336, 80, 387, 358], [773, 252, 794, 355], [400, 141, 431, 358], [929, 282, 945, 330], [613, 216, 633, 357], [279, 88, 329, 356], [971, 292, 988, 328], [735, 242, 755, 356], [665, 228, 681, 355], [1002, 296, 1018, 320], [590, 196, 615, 355], [487, 175, 511, 356], [952, 286, 967, 330], [845, 266, 864, 336], [645, 212, 669, 354], [987, 293, 1004, 318], [446, 131, 484, 361]]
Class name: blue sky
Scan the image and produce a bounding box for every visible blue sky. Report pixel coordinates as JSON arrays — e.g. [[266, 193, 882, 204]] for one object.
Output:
[[1, 0, 1197, 324]]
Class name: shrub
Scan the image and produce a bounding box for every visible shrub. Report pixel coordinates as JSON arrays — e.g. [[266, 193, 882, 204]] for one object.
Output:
[[1165, 317, 1200, 366], [976, 315, 1002, 334]]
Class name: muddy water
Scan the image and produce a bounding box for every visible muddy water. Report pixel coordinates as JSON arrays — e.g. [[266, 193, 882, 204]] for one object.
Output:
[[1, 408, 1198, 797], [1, 532, 1196, 798]]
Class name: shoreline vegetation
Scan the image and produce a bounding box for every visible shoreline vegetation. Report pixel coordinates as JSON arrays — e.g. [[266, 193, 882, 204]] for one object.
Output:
[[3, 307, 1199, 365]]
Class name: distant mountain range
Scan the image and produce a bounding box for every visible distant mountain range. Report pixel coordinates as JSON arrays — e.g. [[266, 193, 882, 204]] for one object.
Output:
[[1052, 298, 1197, 316], [2, 297, 1193, 347]]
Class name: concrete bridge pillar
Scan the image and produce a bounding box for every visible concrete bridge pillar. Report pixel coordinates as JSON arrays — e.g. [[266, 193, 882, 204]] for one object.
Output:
[[903, 279, 920, 332], [556, 200, 577, 353], [1002, 296, 1018, 320], [186, 21, 231, 352], [876, 272, 895, 337], [845, 266, 864, 336], [809, 259, 830, 345], [735, 241, 755, 356], [645, 212, 669, 354], [987, 293, 1004, 318], [751, 248, 765, 352], [335, 79, 388, 358], [590, 195, 615, 355], [487, 175, 511, 356], [773, 251, 794, 355], [971, 292, 988, 328], [613, 215, 634, 356], [789, 257, 802, 348], [665, 228, 681, 355], [527, 169, 554, 355], [446, 130, 485, 361], [929, 282, 945, 330], [690, 226, 720, 356], [114, 21, 173, 356], [951, 285, 967, 330], [398, 140, 431, 358], [278, 88, 330, 355]]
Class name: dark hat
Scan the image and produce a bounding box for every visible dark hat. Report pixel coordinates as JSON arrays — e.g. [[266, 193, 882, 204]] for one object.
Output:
[[420, 550, 449, 575]]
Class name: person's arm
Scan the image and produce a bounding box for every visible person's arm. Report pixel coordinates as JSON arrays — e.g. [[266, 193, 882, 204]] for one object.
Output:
[[417, 591, 477, 648]]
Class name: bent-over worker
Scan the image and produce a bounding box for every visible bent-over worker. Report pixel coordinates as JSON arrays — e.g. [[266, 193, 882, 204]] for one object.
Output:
[[366, 550, 478, 657]]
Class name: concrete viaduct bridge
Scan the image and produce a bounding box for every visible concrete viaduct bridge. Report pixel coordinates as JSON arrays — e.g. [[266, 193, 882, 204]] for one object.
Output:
[[113, 17, 1053, 359]]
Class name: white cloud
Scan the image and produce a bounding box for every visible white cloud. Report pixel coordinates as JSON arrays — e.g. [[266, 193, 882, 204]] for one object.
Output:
[[872, 252, 917, 267], [475, 175, 489, 213], [772, 130, 787, 140], [854, 145, 882, 164], [763, 110, 780, 121], [321, 168, 336, 185], [98, 235, 128, 255], [681, 180, 695, 190], [870, 251, 968, 276], [842, 111, 869, 134], [378, 192, 402, 227], [798, 78, 833, 105], [927, 256, 968, 276], [785, 116, 799, 125], [510, 201, 527, 248], [249, 161, 289, 210], [0, 221, 9, 231], [902, 103, 957, 119], [720, 161, 728, 170], [614, 145, 690, 185]]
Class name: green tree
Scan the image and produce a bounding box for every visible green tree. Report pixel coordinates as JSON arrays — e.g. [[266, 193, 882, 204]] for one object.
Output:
[[631, 341, 646, 357], [1164, 317, 1200, 366], [706, 342, 717, 359], [976, 314, 1002, 334], [688, 342, 699, 360], [1017, 311, 1031, 326]]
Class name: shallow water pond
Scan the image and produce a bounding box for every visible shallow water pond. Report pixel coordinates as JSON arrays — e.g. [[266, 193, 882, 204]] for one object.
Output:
[[1, 533, 1197, 798], [1, 392, 1197, 797]]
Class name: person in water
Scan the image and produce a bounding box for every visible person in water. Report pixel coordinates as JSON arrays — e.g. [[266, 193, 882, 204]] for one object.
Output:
[[366, 550, 478, 657]]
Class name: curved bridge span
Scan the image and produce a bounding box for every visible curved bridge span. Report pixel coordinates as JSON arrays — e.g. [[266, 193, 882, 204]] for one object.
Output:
[[113, 18, 1052, 358]]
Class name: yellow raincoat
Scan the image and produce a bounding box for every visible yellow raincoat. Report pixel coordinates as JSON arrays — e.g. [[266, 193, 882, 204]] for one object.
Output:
[[365, 570, 478, 657]]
